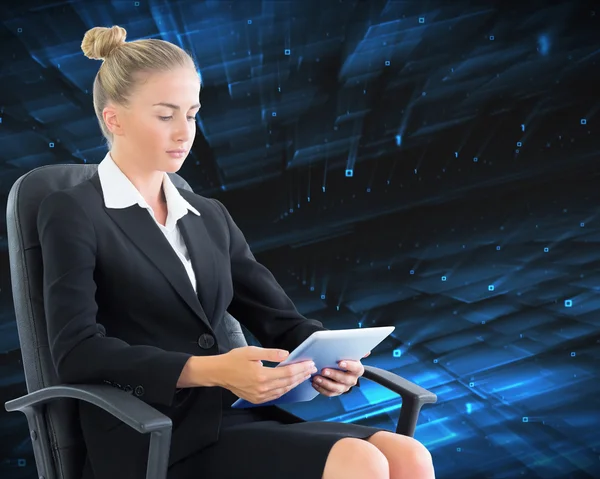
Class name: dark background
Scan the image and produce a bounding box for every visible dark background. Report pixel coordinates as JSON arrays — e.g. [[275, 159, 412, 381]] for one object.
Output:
[[1, 0, 599, 478]]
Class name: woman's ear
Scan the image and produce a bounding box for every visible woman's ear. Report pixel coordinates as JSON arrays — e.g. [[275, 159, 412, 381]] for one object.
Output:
[[102, 104, 125, 137]]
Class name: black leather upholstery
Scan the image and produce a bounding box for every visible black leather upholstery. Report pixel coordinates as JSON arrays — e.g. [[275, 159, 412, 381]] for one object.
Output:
[[5, 164, 249, 479]]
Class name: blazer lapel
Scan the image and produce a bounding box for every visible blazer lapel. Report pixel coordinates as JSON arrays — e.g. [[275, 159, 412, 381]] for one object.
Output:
[[178, 214, 219, 321], [90, 173, 212, 330]]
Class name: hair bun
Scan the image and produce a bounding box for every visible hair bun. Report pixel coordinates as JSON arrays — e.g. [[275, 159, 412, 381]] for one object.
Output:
[[81, 26, 127, 60]]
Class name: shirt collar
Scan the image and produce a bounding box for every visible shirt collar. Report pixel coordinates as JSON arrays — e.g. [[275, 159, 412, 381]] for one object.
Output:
[[97, 152, 200, 229]]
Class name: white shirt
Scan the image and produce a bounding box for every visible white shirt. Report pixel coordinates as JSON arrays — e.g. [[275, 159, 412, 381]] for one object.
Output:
[[97, 152, 201, 293]]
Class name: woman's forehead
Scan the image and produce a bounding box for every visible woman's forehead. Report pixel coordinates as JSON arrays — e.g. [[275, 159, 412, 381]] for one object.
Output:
[[132, 68, 201, 104]]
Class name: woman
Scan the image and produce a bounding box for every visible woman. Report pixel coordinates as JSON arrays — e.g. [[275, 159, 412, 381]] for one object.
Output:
[[38, 25, 435, 479]]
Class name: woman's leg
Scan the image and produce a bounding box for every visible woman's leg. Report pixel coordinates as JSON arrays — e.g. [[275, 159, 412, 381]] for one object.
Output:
[[367, 431, 435, 479], [322, 437, 390, 479]]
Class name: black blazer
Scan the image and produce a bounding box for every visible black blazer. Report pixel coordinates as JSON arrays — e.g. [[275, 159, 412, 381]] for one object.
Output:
[[37, 172, 327, 479]]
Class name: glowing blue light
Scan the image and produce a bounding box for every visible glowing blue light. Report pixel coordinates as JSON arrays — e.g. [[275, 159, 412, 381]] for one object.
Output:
[[538, 35, 550, 56]]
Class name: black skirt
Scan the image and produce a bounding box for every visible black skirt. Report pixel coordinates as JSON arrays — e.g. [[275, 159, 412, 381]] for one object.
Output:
[[168, 389, 386, 479]]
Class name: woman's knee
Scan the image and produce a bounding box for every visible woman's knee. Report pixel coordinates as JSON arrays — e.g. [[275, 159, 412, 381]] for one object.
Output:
[[405, 437, 433, 475], [368, 432, 434, 478], [323, 437, 389, 479]]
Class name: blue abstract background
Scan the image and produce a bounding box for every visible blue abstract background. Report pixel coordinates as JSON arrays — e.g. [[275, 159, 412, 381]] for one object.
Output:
[[1, 0, 599, 478]]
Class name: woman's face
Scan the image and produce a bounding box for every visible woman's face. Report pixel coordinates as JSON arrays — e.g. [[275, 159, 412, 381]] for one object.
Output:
[[104, 65, 201, 174]]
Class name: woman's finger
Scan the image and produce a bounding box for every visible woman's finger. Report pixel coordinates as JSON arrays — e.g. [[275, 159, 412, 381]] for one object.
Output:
[[312, 378, 346, 396], [320, 368, 358, 387], [337, 360, 364, 375], [312, 375, 352, 394]]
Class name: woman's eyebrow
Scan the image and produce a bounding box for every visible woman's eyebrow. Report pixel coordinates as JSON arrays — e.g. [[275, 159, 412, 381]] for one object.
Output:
[[152, 102, 201, 110]]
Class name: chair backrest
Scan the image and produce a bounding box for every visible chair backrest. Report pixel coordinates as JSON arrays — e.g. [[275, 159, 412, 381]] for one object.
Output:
[[6, 164, 248, 479]]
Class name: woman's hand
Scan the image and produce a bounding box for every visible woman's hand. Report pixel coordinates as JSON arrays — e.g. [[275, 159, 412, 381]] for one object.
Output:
[[217, 346, 317, 404], [311, 352, 370, 397]]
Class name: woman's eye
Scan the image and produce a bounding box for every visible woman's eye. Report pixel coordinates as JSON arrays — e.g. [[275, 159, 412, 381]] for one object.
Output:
[[159, 115, 195, 121]]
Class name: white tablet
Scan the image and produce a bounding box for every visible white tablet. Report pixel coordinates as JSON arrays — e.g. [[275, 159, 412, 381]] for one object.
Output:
[[231, 326, 395, 409]]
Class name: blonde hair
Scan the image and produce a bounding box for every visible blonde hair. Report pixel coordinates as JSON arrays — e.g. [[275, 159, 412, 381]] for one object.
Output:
[[81, 25, 197, 148]]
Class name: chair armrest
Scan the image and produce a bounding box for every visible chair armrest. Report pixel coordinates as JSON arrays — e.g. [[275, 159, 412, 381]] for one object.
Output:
[[362, 365, 437, 437], [5, 384, 171, 479], [5, 384, 171, 433]]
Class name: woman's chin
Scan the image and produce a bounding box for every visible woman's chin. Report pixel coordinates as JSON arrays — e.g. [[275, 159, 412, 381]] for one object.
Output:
[[163, 158, 187, 173]]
